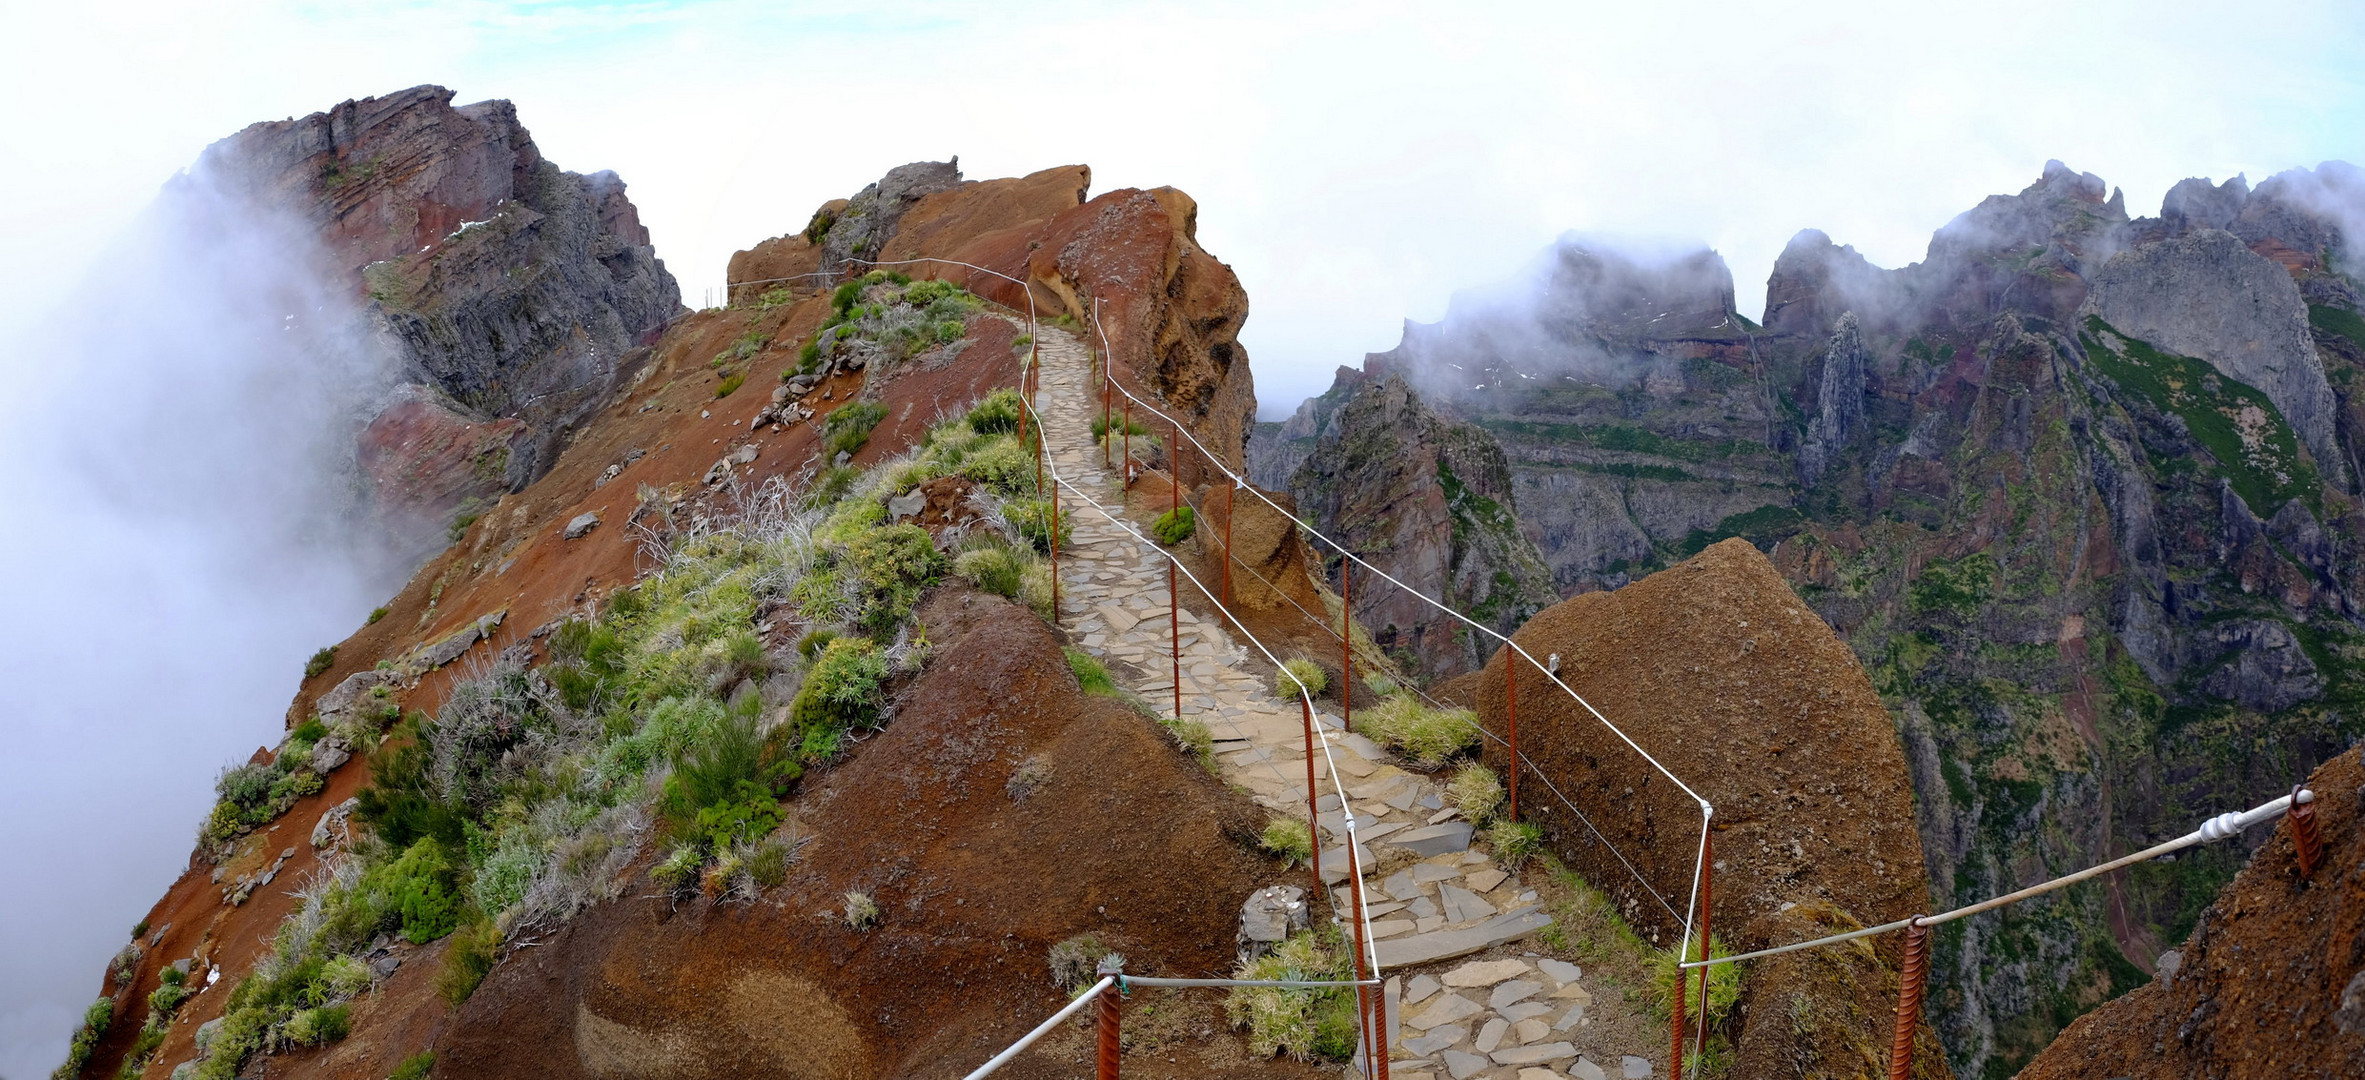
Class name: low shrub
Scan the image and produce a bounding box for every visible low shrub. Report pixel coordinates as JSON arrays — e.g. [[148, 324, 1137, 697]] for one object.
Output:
[[1151, 505, 1196, 546], [822, 400, 888, 458], [842, 523, 943, 635], [435, 919, 500, 1007], [1651, 934, 1741, 1026], [1447, 765, 1504, 827], [1002, 497, 1068, 554], [787, 638, 888, 756], [953, 545, 1026, 598], [1224, 926, 1356, 1060], [1258, 819, 1314, 865], [1355, 694, 1481, 767], [1090, 415, 1150, 442], [651, 844, 703, 894], [55, 996, 113, 1078], [966, 388, 1024, 434], [305, 646, 338, 679], [1046, 933, 1114, 992], [283, 1003, 351, 1046], [843, 891, 880, 930], [1065, 647, 1118, 696], [1163, 716, 1216, 771], [1487, 818, 1544, 869], [715, 372, 746, 398], [390, 1051, 436, 1080], [368, 606, 389, 625], [957, 436, 1035, 495], [823, 399, 889, 458], [1275, 658, 1326, 698]]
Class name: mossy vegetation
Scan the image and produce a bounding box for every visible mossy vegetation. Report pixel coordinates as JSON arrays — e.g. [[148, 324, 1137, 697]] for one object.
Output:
[[1224, 925, 1358, 1060], [189, 387, 1058, 1080], [796, 271, 983, 377], [2082, 316, 2318, 515], [1354, 693, 1480, 767]]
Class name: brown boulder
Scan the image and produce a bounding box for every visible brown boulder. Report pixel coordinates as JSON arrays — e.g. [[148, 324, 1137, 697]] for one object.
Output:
[[1472, 538, 1940, 1077]]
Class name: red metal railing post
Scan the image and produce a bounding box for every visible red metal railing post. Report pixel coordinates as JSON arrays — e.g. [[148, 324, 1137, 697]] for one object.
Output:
[[1670, 955, 1687, 1080], [1170, 420, 1180, 517], [1693, 831, 1713, 1062], [1096, 958, 1125, 1080], [1888, 921, 1932, 1080], [1304, 694, 1321, 892], [2290, 783, 2323, 878], [1170, 562, 1182, 721], [1341, 560, 1353, 732], [1506, 650, 1519, 822], [1122, 398, 1132, 506]]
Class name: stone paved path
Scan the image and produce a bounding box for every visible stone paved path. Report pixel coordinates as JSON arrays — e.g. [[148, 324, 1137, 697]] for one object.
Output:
[[1029, 331, 1648, 1079]]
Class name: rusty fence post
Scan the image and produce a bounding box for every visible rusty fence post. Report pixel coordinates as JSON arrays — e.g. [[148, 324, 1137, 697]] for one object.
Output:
[[1096, 957, 1125, 1080], [1222, 480, 1233, 612], [1669, 946, 1687, 1080], [1050, 474, 1061, 621], [1122, 398, 1132, 506], [2290, 783, 2323, 878], [1888, 920, 1932, 1080]]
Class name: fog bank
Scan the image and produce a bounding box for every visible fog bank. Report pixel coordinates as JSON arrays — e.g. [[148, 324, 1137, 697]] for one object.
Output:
[[0, 164, 408, 1078]]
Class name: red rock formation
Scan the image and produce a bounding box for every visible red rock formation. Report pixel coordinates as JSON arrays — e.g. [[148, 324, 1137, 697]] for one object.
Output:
[[1471, 539, 1945, 1078]]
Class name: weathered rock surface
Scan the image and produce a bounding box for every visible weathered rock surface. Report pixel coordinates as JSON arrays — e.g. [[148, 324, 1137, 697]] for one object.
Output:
[[1471, 539, 1940, 1079], [2083, 227, 2344, 482], [199, 84, 681, 543], [1276, 367, 1557, 676]]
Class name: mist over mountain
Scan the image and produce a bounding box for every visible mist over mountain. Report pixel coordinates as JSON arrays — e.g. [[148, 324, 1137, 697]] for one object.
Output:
[[1265, 158, 2365, 1076]]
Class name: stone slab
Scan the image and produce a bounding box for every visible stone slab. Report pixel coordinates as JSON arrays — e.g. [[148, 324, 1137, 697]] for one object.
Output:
[[1375, 907, 1553, 968]]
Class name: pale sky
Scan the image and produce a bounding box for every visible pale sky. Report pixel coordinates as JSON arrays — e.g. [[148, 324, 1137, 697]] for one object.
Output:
[[0, 1, 2359, 1074]]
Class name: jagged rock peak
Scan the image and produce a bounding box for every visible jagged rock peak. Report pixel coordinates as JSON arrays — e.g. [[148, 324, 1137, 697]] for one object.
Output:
[[817, 158, 964, 274], [192, 84, 681, 548]]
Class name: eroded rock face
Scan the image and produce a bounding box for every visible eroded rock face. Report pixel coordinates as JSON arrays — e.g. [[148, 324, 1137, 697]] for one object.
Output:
[[1279, 369, 1558, 676], [199, 85, 681, 539], [2083, 227, 2344, 483]]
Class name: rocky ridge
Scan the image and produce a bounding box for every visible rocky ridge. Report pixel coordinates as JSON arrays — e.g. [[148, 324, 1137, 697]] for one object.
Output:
[[1263, 159, 2365, 1076]]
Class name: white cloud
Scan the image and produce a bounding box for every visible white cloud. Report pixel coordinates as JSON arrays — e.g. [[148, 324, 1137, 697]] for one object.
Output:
[[0, 0, 2360, 1070]]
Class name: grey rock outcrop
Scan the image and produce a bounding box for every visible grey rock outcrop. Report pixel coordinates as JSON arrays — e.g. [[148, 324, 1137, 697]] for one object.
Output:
[[2083, 227, 2345, 487], [2195, 618, 2325, 712], [1798, 312, 1870, 484], [815, 159, 963, 275]]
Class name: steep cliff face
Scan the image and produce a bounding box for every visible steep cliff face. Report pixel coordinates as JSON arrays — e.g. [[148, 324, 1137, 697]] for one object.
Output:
[[199, 85, 682, 544], [2015, 747, 2363, 1080], [1267, 367, 1557, 675], [1266, 159, 2365, 1077]]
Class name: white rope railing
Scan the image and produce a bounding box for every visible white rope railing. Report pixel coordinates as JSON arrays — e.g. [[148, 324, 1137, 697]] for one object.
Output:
[[1682, 786, 2321, 971], [1085, 295, 1717, 964]]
